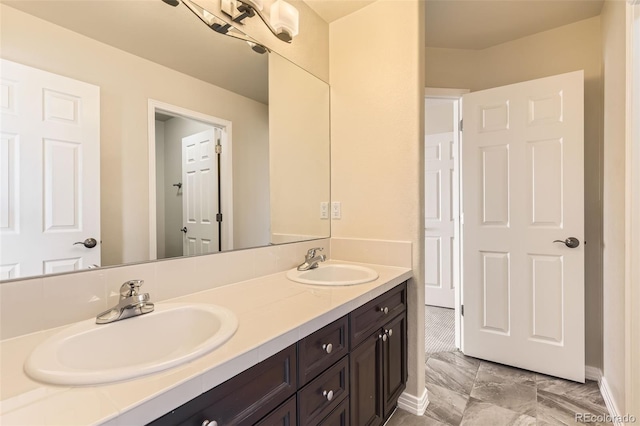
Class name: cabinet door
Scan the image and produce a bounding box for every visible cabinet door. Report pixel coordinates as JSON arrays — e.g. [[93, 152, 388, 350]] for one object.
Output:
[[317, 398, 349, 426], [256, 396, 297, 426], [349, 332, 383, 426], [382, 314, 407, 419]]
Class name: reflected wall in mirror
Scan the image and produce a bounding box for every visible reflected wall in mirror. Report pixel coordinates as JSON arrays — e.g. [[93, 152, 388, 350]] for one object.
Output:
[[0, 1, 330, 281]]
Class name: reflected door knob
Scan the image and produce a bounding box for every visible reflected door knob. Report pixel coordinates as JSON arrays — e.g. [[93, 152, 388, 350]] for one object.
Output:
[[73, 238, 98, 248], [180, 227, 188, 233], [553, 237, 580, 248]]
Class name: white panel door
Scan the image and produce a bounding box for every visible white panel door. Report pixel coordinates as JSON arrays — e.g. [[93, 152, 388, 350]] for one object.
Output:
[[425, 131, 457, 308], [0, 59, 100, 279], [181, 129, 218, 256], [462, 71, 585, 382]]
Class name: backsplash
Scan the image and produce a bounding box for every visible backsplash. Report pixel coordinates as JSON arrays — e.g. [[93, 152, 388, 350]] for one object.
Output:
[[0, 237, 412, 341], [0, 239, 330, 341]]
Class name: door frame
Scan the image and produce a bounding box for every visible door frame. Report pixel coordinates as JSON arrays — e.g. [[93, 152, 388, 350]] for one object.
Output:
[[626, 0, 640, 417], [425, 87, 469, 350], [147, 99, 234, 260]]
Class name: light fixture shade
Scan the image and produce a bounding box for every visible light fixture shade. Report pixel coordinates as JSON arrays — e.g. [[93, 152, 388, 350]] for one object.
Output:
[[269, 0, 299, 39]]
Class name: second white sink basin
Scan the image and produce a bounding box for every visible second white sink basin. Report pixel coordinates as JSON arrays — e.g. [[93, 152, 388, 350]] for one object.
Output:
[[287, 263, 379, 286], [24, 303, 238, 386]]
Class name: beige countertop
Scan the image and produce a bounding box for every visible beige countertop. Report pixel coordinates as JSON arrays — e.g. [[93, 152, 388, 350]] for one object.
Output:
[[0, 261, 412, 425]]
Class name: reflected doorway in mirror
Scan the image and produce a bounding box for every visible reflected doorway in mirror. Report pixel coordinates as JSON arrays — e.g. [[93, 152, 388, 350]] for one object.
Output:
[[149, 100, 235, 261]]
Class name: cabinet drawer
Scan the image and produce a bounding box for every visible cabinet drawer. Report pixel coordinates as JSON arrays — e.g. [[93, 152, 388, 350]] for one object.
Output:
[[256, 395, 297, 426], [298, 356, 349, 425], [298, 316, 349, 386], [351, 282, 406, 348], [314, 397, 349, 426], [149, 345, 297, 426]]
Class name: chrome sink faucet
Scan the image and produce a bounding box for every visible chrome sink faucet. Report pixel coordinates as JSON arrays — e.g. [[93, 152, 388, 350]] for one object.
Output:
[[297, 247, 326, 271], [96, 280, 155, 324]]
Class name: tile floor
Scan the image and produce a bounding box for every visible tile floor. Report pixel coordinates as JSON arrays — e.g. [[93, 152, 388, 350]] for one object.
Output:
[[403, 305, 611, 425], [389, 349, 611, 425]]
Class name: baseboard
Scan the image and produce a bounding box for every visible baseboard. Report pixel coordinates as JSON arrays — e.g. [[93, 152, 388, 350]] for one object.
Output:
[[397, 387, 429, 416], [585, 365, 603, 382], [600, 376, 623, 426]]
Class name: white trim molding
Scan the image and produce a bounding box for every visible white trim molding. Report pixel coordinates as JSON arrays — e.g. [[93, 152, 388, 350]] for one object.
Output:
[[625, 2, 640, 421], [601, 376, 624, 426], [397, 387, 429, 416]]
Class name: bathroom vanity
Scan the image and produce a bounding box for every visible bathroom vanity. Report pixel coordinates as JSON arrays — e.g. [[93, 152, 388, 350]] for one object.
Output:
[[150, 282, 407, 426], [0, 261, 412, 425]]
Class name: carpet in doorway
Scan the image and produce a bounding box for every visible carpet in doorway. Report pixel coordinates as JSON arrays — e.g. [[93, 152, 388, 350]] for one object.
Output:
[[425, 305, 455, 354]]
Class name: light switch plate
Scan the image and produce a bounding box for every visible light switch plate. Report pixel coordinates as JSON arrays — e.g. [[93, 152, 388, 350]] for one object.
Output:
[[320, 202, 329, 219], [331, 202, 341, 219]]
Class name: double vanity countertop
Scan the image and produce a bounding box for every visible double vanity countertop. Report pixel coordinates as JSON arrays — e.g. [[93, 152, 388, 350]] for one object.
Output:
[[0, 261, 412, 426]]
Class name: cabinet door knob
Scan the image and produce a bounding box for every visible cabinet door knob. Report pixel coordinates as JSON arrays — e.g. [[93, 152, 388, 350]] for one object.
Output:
[[379, 333, 387, 342], [202, 421, 217, 426], [386, 328, 393, 337], [322, 343, 333, 354], [378, 306, 389, 314], [323, 390, 334, 401]]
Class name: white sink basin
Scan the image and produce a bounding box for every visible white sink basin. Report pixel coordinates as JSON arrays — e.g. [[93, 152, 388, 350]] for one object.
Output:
[[286, 263, 379, 286], [24, 303, 238, 386]]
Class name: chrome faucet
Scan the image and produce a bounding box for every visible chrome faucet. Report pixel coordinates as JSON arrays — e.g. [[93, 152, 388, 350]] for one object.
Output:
[[297, 247, 326, 271], [96, 280, 155, 324]]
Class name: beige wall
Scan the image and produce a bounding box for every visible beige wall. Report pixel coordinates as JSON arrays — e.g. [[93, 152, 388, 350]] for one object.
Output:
[[1, 5, 271, 266], [330, 0, 426, 400], [198, 0, 329, 82], [269, 54, 330, 242], [601, 0, 627, 414], [155, 121, 167, 259], [425, 16, 604, 369]]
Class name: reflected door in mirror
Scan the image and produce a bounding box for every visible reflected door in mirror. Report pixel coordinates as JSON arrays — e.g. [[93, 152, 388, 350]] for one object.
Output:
[[0, 59, 101, 279]]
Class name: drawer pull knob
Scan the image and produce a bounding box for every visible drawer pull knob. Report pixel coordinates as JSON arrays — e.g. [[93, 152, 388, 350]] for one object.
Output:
[[323, 390, 334, 401], [378, 306, 389, 314], [322, 343, 333, 354], [202, 421, 218, 426], [379, 333, 387, 342], [386, 328, 393, 337]]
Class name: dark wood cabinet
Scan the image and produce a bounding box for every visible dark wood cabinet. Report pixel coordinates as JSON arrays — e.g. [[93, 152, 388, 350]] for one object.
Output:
[[382, 313, 407, 418], [350, 283, 407, 426], [298, 356, 349, 425], [349, 331, 383, 426], [316, 398, 349, 426], [149, 282, 407, 426], [150, 345, 297, 426], [298, 316, 349, 386], [256, 396, 297, 426]]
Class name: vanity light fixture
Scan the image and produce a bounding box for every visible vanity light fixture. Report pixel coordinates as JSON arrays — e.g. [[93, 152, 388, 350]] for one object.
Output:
[[162, 0, 271, 54], [222, 0, 299, 43]]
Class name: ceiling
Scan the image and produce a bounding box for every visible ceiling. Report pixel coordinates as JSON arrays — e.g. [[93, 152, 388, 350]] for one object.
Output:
[[304, 0, 604, 50], [426, 0, 604, 50], [3, 0, 269, 104], [303, 0, 376, 23]]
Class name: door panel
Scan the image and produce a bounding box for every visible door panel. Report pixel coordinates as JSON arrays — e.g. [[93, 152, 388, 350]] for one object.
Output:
[[181, 129, 218, 256], [462, 71, 584, 382], [0, 59, 100, 279], [425, 131, 457, 308]]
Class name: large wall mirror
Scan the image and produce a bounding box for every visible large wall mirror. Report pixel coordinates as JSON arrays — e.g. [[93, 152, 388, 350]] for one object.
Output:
[[0, 0, 330, 281]]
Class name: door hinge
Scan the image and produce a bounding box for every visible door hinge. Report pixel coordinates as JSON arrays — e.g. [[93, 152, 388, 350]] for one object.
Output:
[[459, 119, 463, 132], [216, 213, 223, 222], [215, 143, 222, 154], [461, 305, 464, 316]]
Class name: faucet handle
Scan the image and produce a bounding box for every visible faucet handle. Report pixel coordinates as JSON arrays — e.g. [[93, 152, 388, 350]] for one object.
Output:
[[306, 247, 323, 258], [120, 280, 144, 298]]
